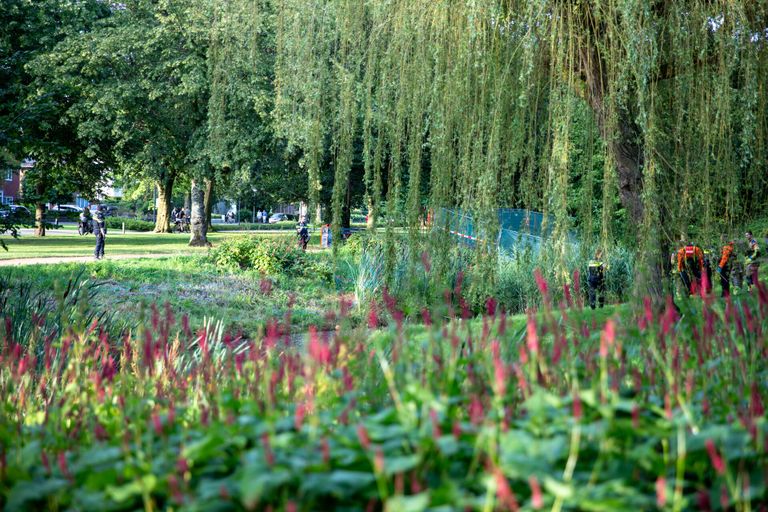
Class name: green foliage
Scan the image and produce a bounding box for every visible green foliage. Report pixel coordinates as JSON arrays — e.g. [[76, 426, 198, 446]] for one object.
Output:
[[0, 269, 121, 353], [0, 277, 766, 509], [104, 216, 154, 232], [210, 235, 306, 275], [213, 221, 302, 232]]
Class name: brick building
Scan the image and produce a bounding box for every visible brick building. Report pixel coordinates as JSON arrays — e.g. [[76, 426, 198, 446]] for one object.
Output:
[[0, 160, 29, 205]]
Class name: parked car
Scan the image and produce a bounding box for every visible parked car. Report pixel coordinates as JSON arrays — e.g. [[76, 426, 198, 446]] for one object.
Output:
[[268, 213, 292, 223], [0, 205, 32, 219], [50, 204, 83, 213], [88, 204, 117, 216]]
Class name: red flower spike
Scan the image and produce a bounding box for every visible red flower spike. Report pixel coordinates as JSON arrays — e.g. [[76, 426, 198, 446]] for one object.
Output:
[[528, 476, 543, 509], [421, 307, 432, 326], [526, 314, 539, 356], [168, 474, 183, 504], [705, 439, 725, 475], [295, 403, 306, 431], [57, 452, 71, 479], [367, 303, 378, 328], [572, 391, 582, 421], [41, 451, 50, 474], [430, 409, 442, 438], [357, 424, 371, 450], [261, 433, 275, 466], [533, 269, 548, 298], [452, 420, 462, 439], [374, 447, 385, 473], [720, 483, 729, 509], [321, 437, 330, 464], [696, 490, 712, 511], [421, 251, 431, 273], [494, 468, 520, 512], [469, 395, 484, 425], [486, 297, 497, 317], [655, 476, 666, 507]]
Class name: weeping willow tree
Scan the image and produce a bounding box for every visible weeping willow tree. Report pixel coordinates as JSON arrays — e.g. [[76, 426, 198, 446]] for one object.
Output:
[[274, 0, 768, 301]]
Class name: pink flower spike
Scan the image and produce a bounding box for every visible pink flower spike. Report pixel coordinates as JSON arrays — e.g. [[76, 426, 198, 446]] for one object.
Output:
[[572, 391, 582, 421], [533, 269, 548, 297], [655, 476, 666, 507], [526, 314, 539, 356], [357, 424, 371, 450], [705, 439, 725, 475], [529, 476, 543, 509]]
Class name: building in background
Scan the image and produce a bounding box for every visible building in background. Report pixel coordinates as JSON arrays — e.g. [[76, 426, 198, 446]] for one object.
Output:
[[1, 159, 31, 205]]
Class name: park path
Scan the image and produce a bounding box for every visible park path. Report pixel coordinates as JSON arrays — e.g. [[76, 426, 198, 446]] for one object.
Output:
[[0, 253, 182, 267]]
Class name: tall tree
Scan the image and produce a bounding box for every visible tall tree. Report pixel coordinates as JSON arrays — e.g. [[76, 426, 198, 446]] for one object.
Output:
[[1, 0, 112, 236], [41, 0, 210, 233], [274, 0, 768, 299]]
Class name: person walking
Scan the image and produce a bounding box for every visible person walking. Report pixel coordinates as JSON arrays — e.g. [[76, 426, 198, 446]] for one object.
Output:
[[587, 249, 606, 310], [93, 205, 106, 260], [716, 237, 736, 297], [745, 230, 761, 291], [677, 240, 704, 296]]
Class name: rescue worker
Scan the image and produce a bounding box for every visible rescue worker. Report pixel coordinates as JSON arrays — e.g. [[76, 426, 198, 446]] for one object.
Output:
[[716, 237, 736, 297], [745, 231, 761, 291], [93, 205, 106, 260], [730, 241, 746, 295], [587, 249, 606, 310], [677, 240, 704, 296], [703, 248, 714, 295]]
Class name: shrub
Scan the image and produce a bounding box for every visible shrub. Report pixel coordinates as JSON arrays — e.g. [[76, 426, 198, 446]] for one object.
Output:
[[213, 221, 301, 231], [210, 236, 306, 274], [105, 216, 155, 232]]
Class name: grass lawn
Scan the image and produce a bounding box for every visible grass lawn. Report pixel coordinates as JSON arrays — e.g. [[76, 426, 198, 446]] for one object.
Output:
[[0, 251, 343, 335], [0, 231, 322, 260]]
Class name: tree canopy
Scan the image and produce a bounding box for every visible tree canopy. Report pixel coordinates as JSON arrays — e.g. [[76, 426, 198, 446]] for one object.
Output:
[[273, 0, 768, 294]]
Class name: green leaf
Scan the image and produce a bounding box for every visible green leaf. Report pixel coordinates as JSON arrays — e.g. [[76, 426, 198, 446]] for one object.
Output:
[[106, 474, 156, 503], [239, 468, 292, 508], [385, 492, 430, 512], [383, 454, 420, 476], [5, 479, 69, 511]]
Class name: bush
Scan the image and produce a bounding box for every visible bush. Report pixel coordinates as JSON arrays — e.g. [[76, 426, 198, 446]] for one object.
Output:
[[210, 236, 306, 275], [213, 221, 301, 231], [105, 216, 155, 232]]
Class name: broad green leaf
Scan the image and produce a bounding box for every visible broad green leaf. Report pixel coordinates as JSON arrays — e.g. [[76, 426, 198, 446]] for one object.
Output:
[[385, 492, 430, 512]]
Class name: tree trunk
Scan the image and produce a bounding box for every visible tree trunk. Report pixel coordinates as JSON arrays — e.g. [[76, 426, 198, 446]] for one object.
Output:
[[366, 195, 375, 228], [154, 174, 175, 233], [189, 179, 210, 247], [204, 177, 214, 229], [578, 42, 668, 306], [34, 203, 45, 237]]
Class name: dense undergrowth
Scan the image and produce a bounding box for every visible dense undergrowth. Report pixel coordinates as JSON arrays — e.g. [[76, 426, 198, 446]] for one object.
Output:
[[0, 269, 765, 510], [336, 232, 635, 317]]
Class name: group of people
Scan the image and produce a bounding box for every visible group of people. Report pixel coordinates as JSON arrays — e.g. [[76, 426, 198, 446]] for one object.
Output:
[[584, 231, 762, 310], [171, 206, 191, 232], [675, 231, 761, 297], [255, 209, 270, 223]]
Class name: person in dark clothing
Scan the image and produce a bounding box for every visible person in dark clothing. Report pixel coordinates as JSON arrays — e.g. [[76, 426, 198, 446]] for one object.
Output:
[[716, 238, 736, 297], [745, 231, 761, 291], [93, 205, 106, 260], [587, 249, 606, 310]]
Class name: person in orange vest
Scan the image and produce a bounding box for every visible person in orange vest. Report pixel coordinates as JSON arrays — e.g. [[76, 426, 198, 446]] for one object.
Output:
[[677, 240, 704, 296], [716, 237, 736, 297]]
